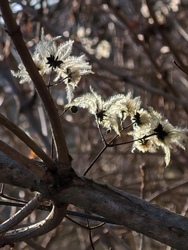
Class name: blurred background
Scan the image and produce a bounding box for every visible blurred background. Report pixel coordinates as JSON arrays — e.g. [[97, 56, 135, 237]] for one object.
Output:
[[0, 0, 188, 249]]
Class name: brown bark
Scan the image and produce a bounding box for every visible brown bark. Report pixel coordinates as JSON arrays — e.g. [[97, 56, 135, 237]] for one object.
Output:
[[1, 152, 188, 249]]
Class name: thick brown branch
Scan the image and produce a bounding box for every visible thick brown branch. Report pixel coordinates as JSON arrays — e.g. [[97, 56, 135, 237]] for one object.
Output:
[[1, 156, 188, 249], [0, 152, 41, 190], [0, 0, 71, 171], [52, 176, 188, 250], [0, 140, 44, 178]]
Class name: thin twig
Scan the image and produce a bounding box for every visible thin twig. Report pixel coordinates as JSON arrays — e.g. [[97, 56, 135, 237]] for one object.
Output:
[[83, 147, 106, 176], [86, 218, 95, 250], [96, 121, 107, 146], [24, 239, 46, 250], [89, 228, 95, 250], [0, 184, 27, 204], [0, 200, 114, 224], [147, 178, 188, 202], [66, 215, 105, 230], [174, 60, 188, 75], [83, 127, 126, 176]]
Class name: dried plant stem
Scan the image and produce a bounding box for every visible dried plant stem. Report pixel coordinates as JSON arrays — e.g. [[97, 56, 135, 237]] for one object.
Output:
[[66, 215, 105, 230], [0, 193, 43, 234], [0, 184, 27, 204], [0, 1, 71, 171], [174, 60, 188, 75], [89, 228, 95, 250], [24, 239, 46, 250], [147, 178, 188, 202], [83, 130, 121, 176], [0, 203, 67, 247]]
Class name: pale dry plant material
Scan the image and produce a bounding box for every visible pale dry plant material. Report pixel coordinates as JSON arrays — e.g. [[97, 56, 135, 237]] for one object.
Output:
[[130, 107, 188, 166], [67, 87, 188, 166], [12, 28, 93, 102], [11, 29, 187, 167], [66, 86, 141, 135]]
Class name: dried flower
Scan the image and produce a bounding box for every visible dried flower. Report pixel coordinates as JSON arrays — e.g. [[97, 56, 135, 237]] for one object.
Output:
[[131, 109, 151, 130], [128, 107, 188, 166], [35, 29, 73, 71], [11, 28, 93, 102], [128, 126, 153, 152], [66, 87, 124, 134], [11, 53, 47, 83], [54, 55, 93, 102], [152, 120, 188, 165]]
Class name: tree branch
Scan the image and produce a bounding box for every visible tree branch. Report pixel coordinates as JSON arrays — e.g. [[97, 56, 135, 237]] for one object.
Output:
[[0, 203, 67, 247], [1, 155, 188, 248], [0, 140, 45, 178], [0, 152, 42, 190], [0, 113, 54, 168], [0, 193, 43, 234], [52, 176, 188, 250], [0, 0, 71, 171]]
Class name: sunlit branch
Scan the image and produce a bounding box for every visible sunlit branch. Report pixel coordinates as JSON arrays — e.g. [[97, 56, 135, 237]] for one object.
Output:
[[0, 193, 43, 234], [0, 203, 67, 247]]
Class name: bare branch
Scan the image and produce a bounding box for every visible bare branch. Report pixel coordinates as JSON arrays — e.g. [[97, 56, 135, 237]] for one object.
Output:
[[1, 155, 188, 249], [0, 140, 45, 178], [0, 0, 71, 171], [0, 152, 42, 190], [0, 193, 43, 234], [53, 176, 188, 250], [0, 203, 67, 247], [0, 113, 54, 168], [24, 239, 46, 250]]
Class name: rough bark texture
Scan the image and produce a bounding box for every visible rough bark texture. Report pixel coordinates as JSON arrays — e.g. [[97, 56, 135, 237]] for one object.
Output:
[[0, 152, 41, 190], [1, 152, 188, 249]]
